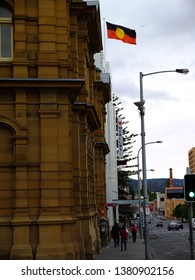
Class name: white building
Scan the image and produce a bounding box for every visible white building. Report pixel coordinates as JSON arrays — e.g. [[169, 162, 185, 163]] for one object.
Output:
[[156, 192, 165, 214], [105, 100, 119, 226], [94, 51, 119, 227]]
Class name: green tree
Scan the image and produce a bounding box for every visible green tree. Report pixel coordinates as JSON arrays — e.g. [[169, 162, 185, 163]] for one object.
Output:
[[172, 203, 188, 221], [113, 94, 138, 199], [148, 191, 157, 202], [172, 202, 195, 221], [113, 94, 137, 167]]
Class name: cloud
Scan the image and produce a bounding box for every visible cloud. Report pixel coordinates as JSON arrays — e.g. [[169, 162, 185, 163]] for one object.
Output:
[[99, 0, 195, 178]]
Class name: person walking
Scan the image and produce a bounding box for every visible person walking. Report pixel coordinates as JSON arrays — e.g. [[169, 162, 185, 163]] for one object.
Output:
[[111, 222, 120, 247], [130, 224, 138, 242], [120, 225, 128, 251]]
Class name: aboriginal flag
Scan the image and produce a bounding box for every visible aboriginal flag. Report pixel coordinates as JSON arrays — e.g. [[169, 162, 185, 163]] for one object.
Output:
[[106, 22, 136, 45]]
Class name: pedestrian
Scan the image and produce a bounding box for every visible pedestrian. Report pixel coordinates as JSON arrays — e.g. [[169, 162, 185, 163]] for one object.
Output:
[[111, 222, 120, 247], [120, 225, 128, 251], [130, 224, 138, 242]]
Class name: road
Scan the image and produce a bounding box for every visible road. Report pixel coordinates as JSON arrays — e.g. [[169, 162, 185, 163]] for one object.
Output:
[[149, 218, 195, 260]]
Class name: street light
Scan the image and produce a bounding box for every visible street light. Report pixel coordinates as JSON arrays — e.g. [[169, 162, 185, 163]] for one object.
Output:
[[137, 141, 162, 239], [134, 68, 189, 260]]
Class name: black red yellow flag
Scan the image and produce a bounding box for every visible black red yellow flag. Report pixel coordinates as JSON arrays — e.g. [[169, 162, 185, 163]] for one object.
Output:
[[106, 22, 136, 45]]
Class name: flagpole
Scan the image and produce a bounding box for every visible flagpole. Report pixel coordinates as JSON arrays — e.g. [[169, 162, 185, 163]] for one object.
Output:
[[103, 17, 106, 72]]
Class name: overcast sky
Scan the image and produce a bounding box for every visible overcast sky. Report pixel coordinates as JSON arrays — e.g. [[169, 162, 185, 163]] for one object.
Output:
[[98, 0, 195, 180]]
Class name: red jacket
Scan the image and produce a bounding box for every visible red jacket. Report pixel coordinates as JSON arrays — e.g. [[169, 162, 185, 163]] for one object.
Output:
[[130, 225, 138, 233], [120, 228, 128, 239]]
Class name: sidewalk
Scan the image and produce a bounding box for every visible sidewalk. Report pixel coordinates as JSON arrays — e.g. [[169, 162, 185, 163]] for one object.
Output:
[[95, 235, 145, 260]]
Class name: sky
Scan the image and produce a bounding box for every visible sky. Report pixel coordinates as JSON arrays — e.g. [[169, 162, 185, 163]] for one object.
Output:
[[97, 0, 195, 180]]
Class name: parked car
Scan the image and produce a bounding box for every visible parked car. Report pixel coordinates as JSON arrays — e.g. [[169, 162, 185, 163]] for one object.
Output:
[[167, 222, 179, 231], [176, 221, 183, 229], [157, 215, 165, 220], [156, 221, 163, 227], [160, 216, 166, 220]]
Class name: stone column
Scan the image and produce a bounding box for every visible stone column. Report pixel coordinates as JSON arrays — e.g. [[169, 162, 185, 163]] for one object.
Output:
[[36, 90, 65, 259]]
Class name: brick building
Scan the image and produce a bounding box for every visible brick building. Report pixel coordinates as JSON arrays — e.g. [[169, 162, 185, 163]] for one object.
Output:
[[0, 0, 111, 259]]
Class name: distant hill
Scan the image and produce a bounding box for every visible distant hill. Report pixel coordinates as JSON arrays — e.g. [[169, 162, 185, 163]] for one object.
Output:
[[129, 178, 184, 193]]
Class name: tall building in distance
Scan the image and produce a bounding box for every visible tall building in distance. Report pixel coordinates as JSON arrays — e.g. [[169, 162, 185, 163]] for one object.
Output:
[[188, 147, 195, 173], [94, 51, 119, 227], [0, 0, 111, 260]]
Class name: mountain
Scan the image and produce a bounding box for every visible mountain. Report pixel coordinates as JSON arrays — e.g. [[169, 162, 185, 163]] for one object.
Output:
[[129, 178, 184, 193]]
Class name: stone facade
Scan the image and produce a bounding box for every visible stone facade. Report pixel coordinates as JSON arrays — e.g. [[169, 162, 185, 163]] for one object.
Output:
[[164, 169, 184, 219], [188, 147, 195, 173], [0, 0, 110, 259]]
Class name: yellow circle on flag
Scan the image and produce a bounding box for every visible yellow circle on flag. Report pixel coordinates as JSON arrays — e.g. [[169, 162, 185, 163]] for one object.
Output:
[[116, 28, 125, 39]]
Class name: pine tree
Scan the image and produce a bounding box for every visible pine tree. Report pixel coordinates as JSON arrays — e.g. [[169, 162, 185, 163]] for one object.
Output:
[[113, 94, 138, 199]]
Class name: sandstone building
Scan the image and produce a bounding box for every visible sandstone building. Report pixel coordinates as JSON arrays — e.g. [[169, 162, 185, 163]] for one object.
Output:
[[0, 0, 111, 259], [188, 147, 195, 173], [164, 168, 184, 219]]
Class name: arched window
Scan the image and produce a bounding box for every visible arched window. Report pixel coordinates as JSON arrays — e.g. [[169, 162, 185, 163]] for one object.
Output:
[[0, 5, 12, 60]]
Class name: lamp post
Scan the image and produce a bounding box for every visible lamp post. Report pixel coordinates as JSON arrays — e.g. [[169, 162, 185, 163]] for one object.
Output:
[[137, 141, 162, 239], [134, 68, 189, 260]]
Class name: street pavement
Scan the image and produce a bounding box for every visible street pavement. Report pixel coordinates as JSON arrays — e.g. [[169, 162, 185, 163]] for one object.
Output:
[[96, 235, 146, 260]]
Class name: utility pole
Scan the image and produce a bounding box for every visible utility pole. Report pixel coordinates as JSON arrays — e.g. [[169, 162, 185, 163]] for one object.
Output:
[[188, 202, 194, 259]]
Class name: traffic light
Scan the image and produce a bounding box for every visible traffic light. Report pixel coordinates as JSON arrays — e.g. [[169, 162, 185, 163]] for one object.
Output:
[[184, 174, 195, 202]]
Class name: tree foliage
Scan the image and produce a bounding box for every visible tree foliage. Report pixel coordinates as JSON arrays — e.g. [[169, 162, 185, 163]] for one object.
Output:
[[148, 191, 157, 202], [113, 94, 138, 166], [113, 94, 138, 197], [172, 203, 189, 221], [172, 203, 195, 221]]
